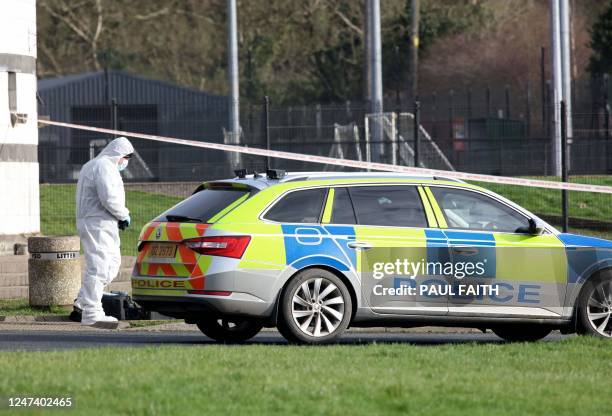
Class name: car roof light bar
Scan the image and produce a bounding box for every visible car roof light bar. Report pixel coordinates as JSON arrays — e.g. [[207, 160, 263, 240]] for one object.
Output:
[[266, 169, 286, 180], [234, 169, 247, 179]]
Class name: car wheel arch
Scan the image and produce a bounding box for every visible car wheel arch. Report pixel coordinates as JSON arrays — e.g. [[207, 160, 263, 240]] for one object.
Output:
[[272, 264, 358, 327], [571, 267, 612, 331], [574, 266, 612, 300]]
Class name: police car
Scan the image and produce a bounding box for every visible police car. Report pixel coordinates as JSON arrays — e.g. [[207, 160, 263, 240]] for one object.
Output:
[[132, 170, 612, 344]]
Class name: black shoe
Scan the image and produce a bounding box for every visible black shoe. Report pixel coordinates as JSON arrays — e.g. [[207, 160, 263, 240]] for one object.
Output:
[[69, 306, 82, 322]]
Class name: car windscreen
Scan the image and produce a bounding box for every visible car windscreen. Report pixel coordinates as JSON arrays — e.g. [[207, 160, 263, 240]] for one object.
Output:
[[156, 188, 250, 223]]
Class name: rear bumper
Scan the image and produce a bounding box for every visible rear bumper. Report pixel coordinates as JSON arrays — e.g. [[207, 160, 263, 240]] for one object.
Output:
[[133, 292, 274, 319], [131, 263, 290, 320]]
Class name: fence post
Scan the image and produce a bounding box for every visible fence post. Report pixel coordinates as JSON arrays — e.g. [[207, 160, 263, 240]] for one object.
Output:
[[432, 91, 438, 140], [391, 112, 398, 165], [414, 100, 420, 167], [111, 97, 118, 133], [505, 86, 511, 118], [604, 74, 610, 141], [540, 46, 547, 134], [466, 88, 472, 145], [448, 89, 454, 141], [395, 112, 400, 166], [545, 80, 552, 139], [526, 80, 532, 138], [604, 75, 611, 173], [561, 100, 569, 233], [264, 96, 271, 169], [316, 104, 322, 143], [467, 87, 472, 120]]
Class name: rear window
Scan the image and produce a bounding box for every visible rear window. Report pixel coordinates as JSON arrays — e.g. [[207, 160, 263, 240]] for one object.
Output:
[[349, 186, 427, 227], [264, 188, 327, 223], [156, 188, 250, 223]]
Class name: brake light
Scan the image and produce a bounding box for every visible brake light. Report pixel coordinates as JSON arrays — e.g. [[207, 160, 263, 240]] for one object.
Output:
[[184, 236, 251, 258]]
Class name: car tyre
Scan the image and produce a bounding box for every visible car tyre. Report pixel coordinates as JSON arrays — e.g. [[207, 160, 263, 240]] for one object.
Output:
[[277, 268, 352, 344], [491, 325, 552, 342], [196, 317, 263, 343], [577, 272, 612, 338]]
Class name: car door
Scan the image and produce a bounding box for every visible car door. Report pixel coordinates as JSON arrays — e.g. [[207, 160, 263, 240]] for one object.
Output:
[[425, 185, 567, 318], [327, 184, 450, 316]]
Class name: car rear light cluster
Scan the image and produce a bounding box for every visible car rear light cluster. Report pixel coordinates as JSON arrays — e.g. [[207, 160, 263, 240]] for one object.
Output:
[[184, 236, 251, 259]]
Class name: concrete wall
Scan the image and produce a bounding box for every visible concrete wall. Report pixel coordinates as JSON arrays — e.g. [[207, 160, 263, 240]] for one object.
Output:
[[0, 0, 39, 235]]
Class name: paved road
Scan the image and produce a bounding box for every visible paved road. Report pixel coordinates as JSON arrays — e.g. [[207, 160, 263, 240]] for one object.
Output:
[[0, 330, 568, 351]]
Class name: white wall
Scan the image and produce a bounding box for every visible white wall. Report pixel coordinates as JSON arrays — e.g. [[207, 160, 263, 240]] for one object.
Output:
[[0, 0, 39, 235], [0, 0, 37, 57]]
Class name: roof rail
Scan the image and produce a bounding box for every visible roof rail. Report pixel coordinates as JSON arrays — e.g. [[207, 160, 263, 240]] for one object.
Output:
[[433, 176, 466, 183], [274, 171, 467, 184]]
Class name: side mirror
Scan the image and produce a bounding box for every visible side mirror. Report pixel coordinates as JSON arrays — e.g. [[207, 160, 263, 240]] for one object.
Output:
[[528, 218, 543, 235]]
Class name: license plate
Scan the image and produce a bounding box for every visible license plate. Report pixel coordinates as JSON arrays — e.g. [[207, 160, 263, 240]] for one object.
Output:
[[149, 244, 177, 258]]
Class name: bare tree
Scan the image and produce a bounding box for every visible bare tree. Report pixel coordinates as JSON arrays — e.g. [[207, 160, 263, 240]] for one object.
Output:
[[40, 0, 105, 70]]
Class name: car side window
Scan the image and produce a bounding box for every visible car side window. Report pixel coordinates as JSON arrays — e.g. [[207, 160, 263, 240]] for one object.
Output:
[[348, 186, 428, 227], [330, 187, 357, 224], [264, 188, 327, 223], [429, 187, 530, 233]]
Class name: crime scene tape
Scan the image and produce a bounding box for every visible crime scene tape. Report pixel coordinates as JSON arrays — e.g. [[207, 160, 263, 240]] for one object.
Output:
[[39, 119, 612, 194]]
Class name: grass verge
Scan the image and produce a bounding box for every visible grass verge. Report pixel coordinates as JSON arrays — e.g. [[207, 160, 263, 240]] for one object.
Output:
[[472, 175, 612, 222], [0, 299, 70, 316], [471, 175, 612, 239], [0, 336, 610, 415]]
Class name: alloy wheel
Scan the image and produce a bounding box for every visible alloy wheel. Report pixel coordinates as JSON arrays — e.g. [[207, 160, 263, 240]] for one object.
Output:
[[586, 280, 612, 337], [291, 277, 346, 337]]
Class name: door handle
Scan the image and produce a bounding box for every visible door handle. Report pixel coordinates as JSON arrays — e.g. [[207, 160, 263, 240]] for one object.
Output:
[[347, 241, 373, 250], [451, 246, 479, 255]]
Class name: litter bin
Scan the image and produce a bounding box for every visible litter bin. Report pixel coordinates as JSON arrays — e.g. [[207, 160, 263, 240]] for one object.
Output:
[[28, 236, 81, 307]]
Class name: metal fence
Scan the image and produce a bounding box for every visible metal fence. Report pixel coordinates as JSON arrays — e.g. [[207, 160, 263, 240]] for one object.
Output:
[[37, 84, 612, 255], [38, 81, 612, 181]]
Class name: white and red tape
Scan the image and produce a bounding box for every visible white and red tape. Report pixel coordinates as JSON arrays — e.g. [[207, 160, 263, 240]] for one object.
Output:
[[39, 119, 612, 194]]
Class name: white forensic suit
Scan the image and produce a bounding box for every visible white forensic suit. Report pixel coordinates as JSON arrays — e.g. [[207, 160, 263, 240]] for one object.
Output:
[[75, 137, 134, 326]]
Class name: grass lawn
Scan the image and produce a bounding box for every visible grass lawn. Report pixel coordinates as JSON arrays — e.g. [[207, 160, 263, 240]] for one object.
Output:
[[40, 177, 612, 257], [471, 175, 612, 239], [0, 299, 70, 316], [0, 299, 175, 326], [0, 336, 610, 415], [472, 175, 612, 222], [40, 184, 183, 256]]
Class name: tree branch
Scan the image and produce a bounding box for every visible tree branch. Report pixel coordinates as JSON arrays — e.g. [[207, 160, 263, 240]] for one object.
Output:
[[334, 7, 363, 36], [40, 2, 91, 44], [134, 7, 170, 21], [39, 43, 64, 74]]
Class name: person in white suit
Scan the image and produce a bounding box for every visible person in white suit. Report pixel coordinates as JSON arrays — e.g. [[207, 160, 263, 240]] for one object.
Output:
[[74, 137, 134, 327]]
